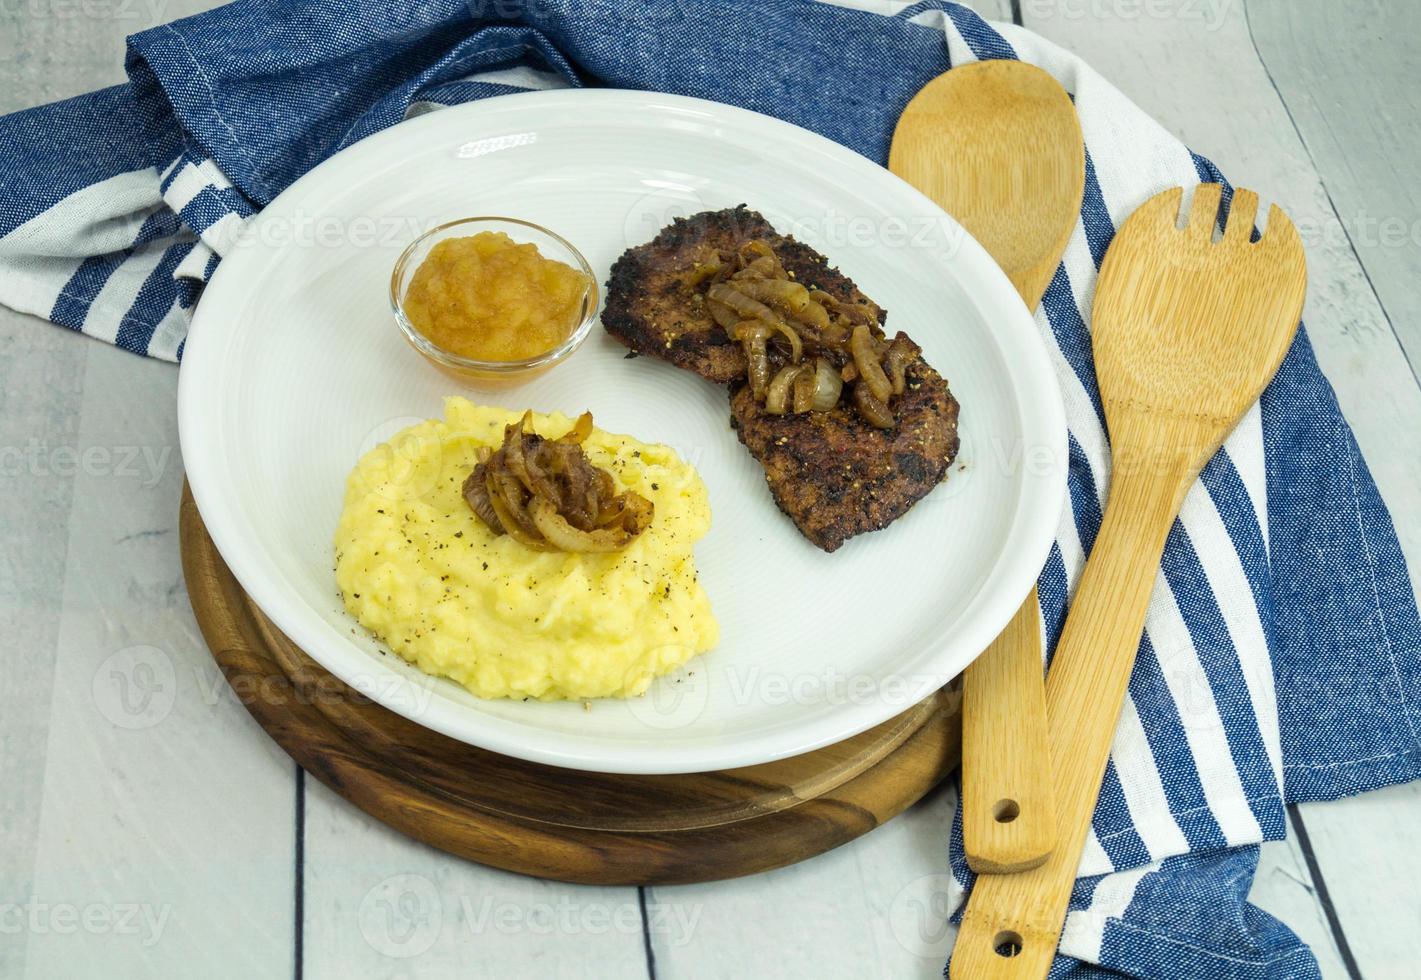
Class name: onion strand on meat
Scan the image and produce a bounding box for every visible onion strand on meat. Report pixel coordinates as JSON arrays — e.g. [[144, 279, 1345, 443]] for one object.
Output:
[[809, 357, 843, 411], [850, 325, 894, 403], [731, 321, 772, 399], [707, 282, 779, 326], [792, 366, 817, 414], [765, 363, 804, 415], [691, 238, 920, 427], [852, 381, 896, 429]]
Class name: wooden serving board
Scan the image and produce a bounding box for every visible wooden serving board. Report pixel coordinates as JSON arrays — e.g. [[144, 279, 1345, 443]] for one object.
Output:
[[179, 485, 962, 885]]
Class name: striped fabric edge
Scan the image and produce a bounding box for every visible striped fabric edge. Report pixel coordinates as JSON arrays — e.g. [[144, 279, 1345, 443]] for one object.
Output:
[[0, 62, 561, 362]]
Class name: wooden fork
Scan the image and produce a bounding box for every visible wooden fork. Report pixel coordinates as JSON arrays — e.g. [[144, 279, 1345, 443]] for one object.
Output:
[[949, 183, 1307, 980]]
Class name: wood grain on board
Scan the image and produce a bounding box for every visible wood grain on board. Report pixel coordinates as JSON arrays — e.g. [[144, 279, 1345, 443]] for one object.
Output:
[[180, 485, 963, 887]]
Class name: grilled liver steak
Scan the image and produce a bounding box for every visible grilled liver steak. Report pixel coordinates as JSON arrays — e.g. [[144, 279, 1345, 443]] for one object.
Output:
[[604, 207, 960, 551], [603, 206, 884, 383], [729, 354, 959, 552]]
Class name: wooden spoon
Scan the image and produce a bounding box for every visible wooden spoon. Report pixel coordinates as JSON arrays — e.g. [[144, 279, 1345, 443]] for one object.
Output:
[[890, 59, 1084, 874], [950, 184, 1307, 979]]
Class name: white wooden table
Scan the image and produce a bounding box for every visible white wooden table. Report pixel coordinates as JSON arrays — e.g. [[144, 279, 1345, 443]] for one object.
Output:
[[3, 2, 1417, 977]]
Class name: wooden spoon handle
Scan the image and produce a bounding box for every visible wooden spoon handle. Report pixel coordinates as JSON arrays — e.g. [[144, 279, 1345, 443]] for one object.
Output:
[[961, 586, 1055, 872], [951, 449, 1185, 979]]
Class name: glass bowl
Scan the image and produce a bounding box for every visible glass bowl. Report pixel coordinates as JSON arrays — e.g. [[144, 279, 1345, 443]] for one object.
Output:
[[389, 216, 599, 384]]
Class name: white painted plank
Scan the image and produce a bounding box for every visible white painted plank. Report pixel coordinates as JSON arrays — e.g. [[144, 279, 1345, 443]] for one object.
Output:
[[647, 793, 1354, 980], [2, 2, 293, 976], [15, 340, 296, 979], [1245, 2, 1421, 964], [0, 306, 88, 980], [1248, 0, 1421, 373], [300, 779, 649, 978], [0, 0, 209, 115], [650, 782, 959, 980], [1019, 2, 1421, 975], [965, 0, 1012, 19], [1293, 785, 1421, 979], [1252, 837, 1351, 980]]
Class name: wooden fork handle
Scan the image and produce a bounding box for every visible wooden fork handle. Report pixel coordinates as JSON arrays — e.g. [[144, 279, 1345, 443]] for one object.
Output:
[[952, 453, 1187, 979], [962, 586, 1055, 872]]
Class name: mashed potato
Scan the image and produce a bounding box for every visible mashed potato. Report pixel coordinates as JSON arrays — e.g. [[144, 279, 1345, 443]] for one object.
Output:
[[335, 398, 717, 701]]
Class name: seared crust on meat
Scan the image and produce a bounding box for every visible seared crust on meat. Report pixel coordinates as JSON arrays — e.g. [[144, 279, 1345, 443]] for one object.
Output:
[[606, 206, 960, 551], [602, 206, 885, 383], [730, 352, 960, 552]]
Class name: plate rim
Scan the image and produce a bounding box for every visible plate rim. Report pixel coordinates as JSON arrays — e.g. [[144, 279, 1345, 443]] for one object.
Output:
[[179, 88, 1067, 774]]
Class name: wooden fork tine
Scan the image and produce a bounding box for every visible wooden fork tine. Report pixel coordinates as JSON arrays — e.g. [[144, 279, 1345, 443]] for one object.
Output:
[[1224, 189, 1260, 243], [1261, 203, 1303, 250], [1187, 183, 1224, 236], [1111, 187, 1181, 244]]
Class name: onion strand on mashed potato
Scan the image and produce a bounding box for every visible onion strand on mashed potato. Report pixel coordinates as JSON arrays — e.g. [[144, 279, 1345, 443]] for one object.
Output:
[[463, 410, 655, 552], [335, 398, 717, 701]]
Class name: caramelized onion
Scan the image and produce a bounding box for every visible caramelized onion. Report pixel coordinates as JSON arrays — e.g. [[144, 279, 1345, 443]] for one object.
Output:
[[486, 461, 550, 550], [545, 443, 596, 529], [560, 411, 594, 444], [792, 366, 817, 414], [691, 240, 906, 428], [766, 364, 805, 415], [731, 279, 825, 349], [507, 418, 562, 504], [713, 285, 803, 363], [851, 325, 894, 403], [852, 382, 895, 429], [809, 357, 843, 411], [817, 320, 850, 346], [732, 321, 772, 399], [736, 240, 785, 278], [462, 463, 504, 534], [765, 319, 803, 364], [592, 469, 621, 526], [465, 414, 654, 552], [731, 314, 801, 364], [602, 491, 655, 535], [681, 255, 723, 287], [810, 289, 877, 327], [733, 278, 811, 315], [733, 254, 779, 280], [789, 295, 830, 331], [883, 336, 917, 397], [529, 496, 637, 553], [706, 297, 740, 332], [707, 282, 778, 326]]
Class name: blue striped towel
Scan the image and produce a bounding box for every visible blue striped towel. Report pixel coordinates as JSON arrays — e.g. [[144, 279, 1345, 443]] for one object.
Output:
[[3, 2, 1417, 976]]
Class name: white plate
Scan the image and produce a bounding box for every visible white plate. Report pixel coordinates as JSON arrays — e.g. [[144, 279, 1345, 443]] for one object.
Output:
[[180, 90, 1065, 774]]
